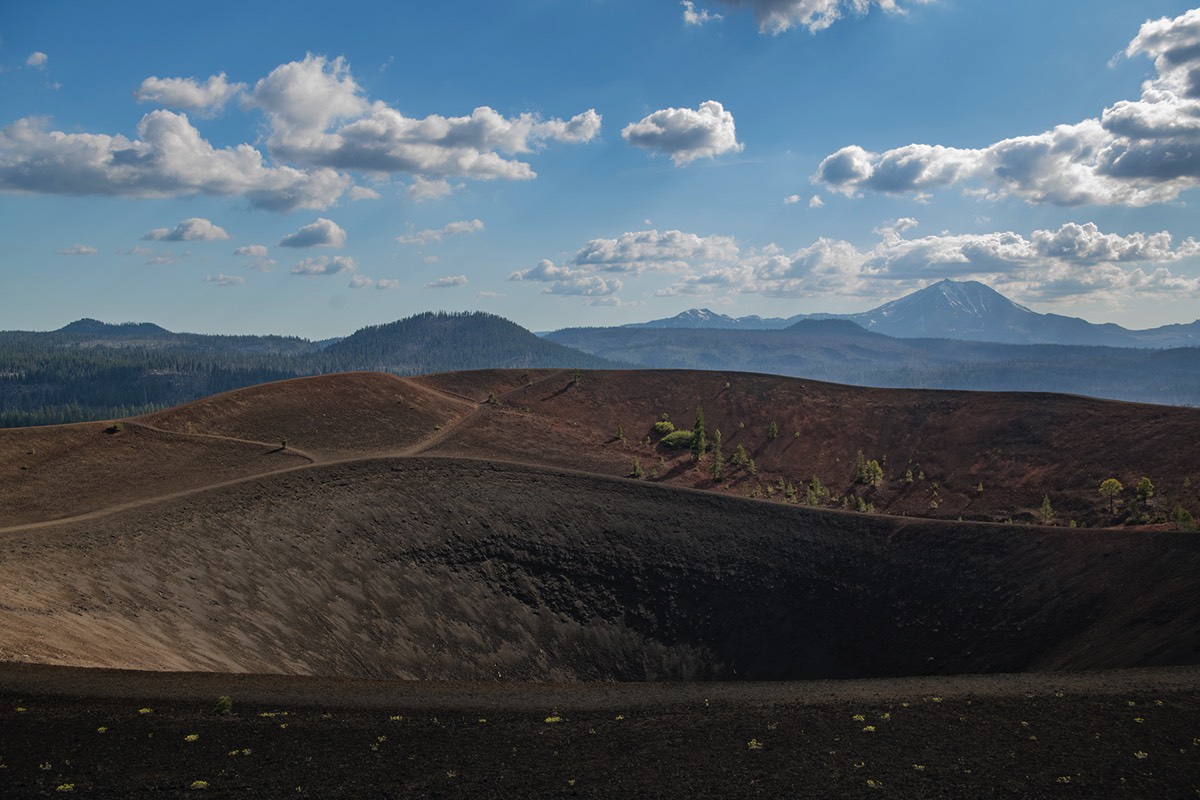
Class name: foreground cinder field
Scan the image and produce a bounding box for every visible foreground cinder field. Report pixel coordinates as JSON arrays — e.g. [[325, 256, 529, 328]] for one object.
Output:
[[2, 369, 1199, 797], [5, 663, 1200, 799]]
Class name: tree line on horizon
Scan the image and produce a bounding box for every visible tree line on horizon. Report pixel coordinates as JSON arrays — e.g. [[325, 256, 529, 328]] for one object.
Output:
[[0, 312, 617, 428]]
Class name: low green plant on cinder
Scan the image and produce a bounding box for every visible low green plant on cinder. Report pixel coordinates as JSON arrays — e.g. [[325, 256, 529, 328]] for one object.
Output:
[[660, 430, 694, 449]]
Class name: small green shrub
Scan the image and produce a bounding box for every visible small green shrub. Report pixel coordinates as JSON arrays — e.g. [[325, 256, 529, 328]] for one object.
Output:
[[214, 695, 233, 716], [105, 422, 124, 435], [653, 420, 676, 435], [660, 430, 694, 449]]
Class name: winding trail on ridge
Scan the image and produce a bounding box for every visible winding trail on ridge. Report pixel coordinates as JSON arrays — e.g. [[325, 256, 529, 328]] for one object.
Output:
[[0, 376, 502, 536]]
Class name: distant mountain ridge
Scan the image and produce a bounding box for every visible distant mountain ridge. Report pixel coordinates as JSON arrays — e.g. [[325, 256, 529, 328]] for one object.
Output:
[[626, 279, 1200, 347], [0, 311, 619, 427]]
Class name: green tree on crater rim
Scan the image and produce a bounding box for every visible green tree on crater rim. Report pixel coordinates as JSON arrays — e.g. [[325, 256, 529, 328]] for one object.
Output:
[[1135, 476, 1154, 509], [1099, 478, 1124, 514], [710, 429, 724, 481], [691, 406, 706, 462], [1039, 495, 1054, 524]]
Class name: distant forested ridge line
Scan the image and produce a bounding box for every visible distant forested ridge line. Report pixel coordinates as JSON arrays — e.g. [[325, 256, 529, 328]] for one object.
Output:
[[543, 322, 1200, 409], [3, 310, 1198, 428], [0, 312, 618, 428]]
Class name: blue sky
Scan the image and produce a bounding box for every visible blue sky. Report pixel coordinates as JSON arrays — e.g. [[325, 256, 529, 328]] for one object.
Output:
[[2, 0, 1199, 337]]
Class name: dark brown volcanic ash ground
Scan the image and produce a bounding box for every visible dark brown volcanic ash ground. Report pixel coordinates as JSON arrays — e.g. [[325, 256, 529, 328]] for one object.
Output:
[[2, 457, 1199, 680], [4, 665, 1200, 799]]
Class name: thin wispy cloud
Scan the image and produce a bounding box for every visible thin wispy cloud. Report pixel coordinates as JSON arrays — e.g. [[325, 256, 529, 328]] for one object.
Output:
[[396, 219, 484, 245], [426, 274, 468, 288], [715, 0, 931, 35], [57, 243, 97, 255], [290, 255, 356, 275]]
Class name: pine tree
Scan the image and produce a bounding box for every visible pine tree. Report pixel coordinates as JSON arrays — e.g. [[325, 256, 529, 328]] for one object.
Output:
[[767, 420, 779, 441], [691, 406, 707, 462], [1135, 476, 1154, 509], [709, 429, 724, 481], [1039, 495, 1054, 524], [1099, 478, 1124, 514]]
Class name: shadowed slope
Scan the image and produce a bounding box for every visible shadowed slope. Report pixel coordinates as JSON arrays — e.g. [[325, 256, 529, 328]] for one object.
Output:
[[1, 458, 1198, 681]]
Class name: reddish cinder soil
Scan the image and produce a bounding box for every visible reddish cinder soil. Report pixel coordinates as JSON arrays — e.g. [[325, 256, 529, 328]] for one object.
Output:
[[417, 369, 1200, 526], [2, 369, 1199, 798]]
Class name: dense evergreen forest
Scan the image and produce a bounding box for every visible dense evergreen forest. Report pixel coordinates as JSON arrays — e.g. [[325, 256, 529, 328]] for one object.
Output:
[[0, 312, 617, 427]]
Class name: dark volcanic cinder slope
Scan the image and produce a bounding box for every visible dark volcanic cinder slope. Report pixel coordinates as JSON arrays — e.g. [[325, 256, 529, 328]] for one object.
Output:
[[2, 457, 1198, 682]]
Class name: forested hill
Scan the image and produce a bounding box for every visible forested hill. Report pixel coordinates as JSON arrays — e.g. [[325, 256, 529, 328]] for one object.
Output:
[[0, 312, 619, 427], [316, 312, 615, 374]]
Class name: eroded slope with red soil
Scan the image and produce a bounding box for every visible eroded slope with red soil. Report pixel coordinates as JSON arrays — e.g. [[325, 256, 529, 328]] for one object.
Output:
[[419, 369, 1200, 526]]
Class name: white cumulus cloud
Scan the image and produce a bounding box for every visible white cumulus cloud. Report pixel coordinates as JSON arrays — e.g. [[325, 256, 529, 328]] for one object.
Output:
[[279, 217, 346, 248], [407, 176, 457, 202], [622, 100, 742, 166], [26, 52, 48, 68], [0, 112, 352, 211], [516, 221, 1200, 308], [0, 54, 600, 211], [816, 8, 1200, 206], [660, 220, 1200, 304], [682, 1, 723, 25], [509, 259, 624, 297], [134, 73, 246, 115], [205, 273, 245, 287], [244, 54, 601, 183], [376, 278, 401, 290], [143, 217, 230, 242]]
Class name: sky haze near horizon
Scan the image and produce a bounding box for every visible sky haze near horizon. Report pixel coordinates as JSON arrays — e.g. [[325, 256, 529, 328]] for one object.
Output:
[[2, 1, 1200, 338]]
